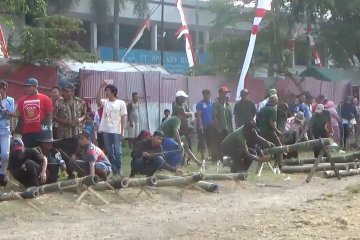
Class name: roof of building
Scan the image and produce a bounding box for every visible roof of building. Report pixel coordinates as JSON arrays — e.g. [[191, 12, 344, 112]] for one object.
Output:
[[58, 60, 170, 74], [299, 66, 360, 85]]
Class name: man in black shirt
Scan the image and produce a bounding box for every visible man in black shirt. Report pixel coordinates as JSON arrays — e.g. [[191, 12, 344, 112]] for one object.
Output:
[[6, 138, 47, 187], [130, 130, 182, 177]]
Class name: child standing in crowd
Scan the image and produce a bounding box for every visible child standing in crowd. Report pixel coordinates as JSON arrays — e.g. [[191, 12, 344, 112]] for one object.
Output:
[[162, 109, 171, 123]]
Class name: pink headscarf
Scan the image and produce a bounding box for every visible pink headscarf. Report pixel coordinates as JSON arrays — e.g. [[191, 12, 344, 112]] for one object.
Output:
[[326, 101, 335, 109]]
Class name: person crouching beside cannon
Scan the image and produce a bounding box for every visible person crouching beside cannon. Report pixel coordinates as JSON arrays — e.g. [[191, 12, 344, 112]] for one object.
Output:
[[67, 130, 112, 181], [221, 120, 274, 173], [5, 138, 47, 188], [34, 131, 66, 183], [130, 130, 182, 177]]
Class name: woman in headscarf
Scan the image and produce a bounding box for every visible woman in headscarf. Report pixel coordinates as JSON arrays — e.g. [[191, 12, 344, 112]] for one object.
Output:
[[325, 101, 340, 144]]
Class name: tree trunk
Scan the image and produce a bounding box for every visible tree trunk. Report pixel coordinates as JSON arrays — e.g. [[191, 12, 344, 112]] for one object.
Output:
[[113, 0, 120, 61]]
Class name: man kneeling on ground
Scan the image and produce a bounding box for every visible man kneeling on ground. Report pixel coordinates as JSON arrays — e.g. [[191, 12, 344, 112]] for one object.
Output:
[[68, 130, 112, 180], [221, 120, 274, 173], [130, 130, 182, 177], [6, 138, 47, 187]]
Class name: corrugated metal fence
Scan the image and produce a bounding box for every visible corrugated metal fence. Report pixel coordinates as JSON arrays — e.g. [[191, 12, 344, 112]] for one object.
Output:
[[79, 70, 266, 132]]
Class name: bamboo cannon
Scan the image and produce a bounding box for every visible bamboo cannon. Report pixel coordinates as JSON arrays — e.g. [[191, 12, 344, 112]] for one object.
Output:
[[127, 176, 157, 187], [157, 173, 247, 181], [27, 176, 99, 195], [282, 162, 359, 173], [155, 175, 219, 192], [263, 138, 333, 156], [324, 168, 360, 178], [91, 177, 130, 191], [283, 152, 360, 166], [155, 173, 203, 187], [0, 190, 39, 202], [197, 181, 219, 192], [203, 173, 247, 181]]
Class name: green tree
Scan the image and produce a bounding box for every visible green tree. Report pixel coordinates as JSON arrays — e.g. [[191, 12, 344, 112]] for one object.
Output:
[[49, 0, 149, 61], [17, 15, 98, 64]]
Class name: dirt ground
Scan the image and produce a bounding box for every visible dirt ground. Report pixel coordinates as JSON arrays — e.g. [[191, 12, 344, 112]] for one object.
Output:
[[1, 169, 360, 240]]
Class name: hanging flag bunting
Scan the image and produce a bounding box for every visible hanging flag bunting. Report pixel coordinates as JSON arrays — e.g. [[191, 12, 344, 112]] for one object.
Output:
[[176, 0, 197, 67], [122, 17, 151, 62], [236, 0, 272, 100], [307, 24, 323, 67], [0, 25, 9, 58]]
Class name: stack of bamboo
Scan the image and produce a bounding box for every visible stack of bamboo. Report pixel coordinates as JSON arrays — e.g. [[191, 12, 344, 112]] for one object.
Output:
[[281, 152, 360, 177]]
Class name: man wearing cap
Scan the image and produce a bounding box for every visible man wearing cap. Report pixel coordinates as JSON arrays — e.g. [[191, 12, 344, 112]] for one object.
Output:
[[257, 88, 277, 113], [34, 131, 66, 183], [234, 89, 256, 129], [172, 90, 193, 157], [0, 80, 15, 185], [54, 83, 87, 139], [8, 78, 53, 148], [6, 138, 48, 187], [130, 130, 182, 177], [308, 104, 332, 157], [68, 130, 112, 180], [212, 86, 233, 162], [259, 95, 283, 167], [196, 89, 213, 160], [221, 120, 273, 173]]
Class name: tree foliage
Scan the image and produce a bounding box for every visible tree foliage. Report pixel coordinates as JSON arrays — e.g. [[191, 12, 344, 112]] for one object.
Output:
[[16, 15, 98, 64], [205, 0, 360, 77]]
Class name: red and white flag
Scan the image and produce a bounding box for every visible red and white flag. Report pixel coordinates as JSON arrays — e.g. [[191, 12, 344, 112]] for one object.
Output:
[[122, 17, 151, 62], [236, 0, 271, 100], [307, 24, 322, 67], [0, 25, 9, 58], [176, 0, 197, 67]]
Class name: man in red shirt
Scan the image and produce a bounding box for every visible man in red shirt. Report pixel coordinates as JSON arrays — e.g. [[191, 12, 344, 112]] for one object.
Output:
[[8, 78, 53, 147]]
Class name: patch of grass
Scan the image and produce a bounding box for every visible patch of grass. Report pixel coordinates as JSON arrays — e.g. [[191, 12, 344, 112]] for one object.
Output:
[[346, 184, 360, 194]]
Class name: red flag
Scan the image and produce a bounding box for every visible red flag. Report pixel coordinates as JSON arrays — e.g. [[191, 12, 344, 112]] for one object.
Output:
[[122, 18, 151, 62], [0, 25, 9, 58], [176, 0, 197, 67]]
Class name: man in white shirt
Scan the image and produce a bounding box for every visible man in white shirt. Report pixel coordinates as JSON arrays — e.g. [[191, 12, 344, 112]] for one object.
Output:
[[257, 88, 277, 113], [96, 81, 127, 176]]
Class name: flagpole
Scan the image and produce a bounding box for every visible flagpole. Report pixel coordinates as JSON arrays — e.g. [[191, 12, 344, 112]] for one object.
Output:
[[160, 0, 165, 66]]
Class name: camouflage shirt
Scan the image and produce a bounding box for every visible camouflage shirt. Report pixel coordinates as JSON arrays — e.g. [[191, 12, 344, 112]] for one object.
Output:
[[55, 97, 86, 138]]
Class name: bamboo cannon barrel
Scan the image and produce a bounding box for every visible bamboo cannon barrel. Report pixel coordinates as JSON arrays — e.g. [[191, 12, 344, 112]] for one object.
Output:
[[27, 176, 99, 195], [91, 177, 130, 191], [282, 162, 359, 173], [323, 168, 360, 178], [283, 152, 360, 166], [263, 138, 333, 156], [127, 176, 157, 187], [197, 181, 219, 192], [156, 173, 247, 181], [156, 174, 180, 180], [156, 173, 203, 187], [0, 190, 39, 202], [203, 173, 247, 181], [155, 175, 219, 192]]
